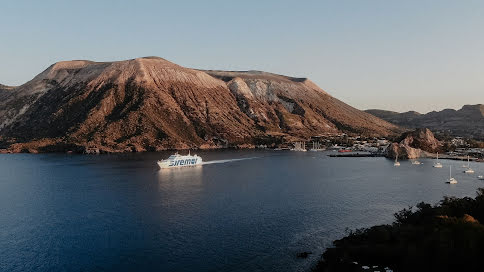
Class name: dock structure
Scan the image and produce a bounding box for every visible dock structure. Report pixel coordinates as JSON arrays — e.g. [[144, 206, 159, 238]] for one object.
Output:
[[329, 153, 382, 157]]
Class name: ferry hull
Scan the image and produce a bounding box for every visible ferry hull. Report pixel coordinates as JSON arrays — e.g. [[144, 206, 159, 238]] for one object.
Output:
[[157, 156, 202, 169]]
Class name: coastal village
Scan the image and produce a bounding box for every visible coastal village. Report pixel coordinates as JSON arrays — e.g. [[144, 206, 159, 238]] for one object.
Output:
[[259, 129, 484, 162]]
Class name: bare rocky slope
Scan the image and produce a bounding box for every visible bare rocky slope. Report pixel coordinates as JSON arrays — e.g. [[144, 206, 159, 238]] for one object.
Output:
[[0, 84, 14, 90], [0, 84, 15, 101], [0, 57, 400, 153], [366, 105, 484, 140], [386, 128, 442, 159]]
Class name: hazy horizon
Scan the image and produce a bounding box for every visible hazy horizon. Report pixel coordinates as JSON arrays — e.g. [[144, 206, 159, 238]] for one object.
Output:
[[1, 0, 483, 113]]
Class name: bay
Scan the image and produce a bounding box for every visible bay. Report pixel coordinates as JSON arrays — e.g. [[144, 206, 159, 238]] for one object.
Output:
[[1, 150, 482, 271]]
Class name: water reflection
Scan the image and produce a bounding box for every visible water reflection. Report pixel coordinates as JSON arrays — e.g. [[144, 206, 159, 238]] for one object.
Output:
[[157, 165, 203, 187]]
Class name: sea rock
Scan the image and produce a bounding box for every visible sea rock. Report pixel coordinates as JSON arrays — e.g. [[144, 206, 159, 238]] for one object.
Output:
[[387, 142, 422, 159], [386, 128, 442, 159], [398, 128, 442, 152]]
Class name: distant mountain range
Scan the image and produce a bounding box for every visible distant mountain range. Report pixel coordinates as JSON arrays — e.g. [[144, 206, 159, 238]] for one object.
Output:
[[0, 57, 400, 152], [365, 105, 484, 140]]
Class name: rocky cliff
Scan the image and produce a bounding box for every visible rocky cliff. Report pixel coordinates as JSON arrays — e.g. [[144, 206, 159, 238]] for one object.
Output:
[[366, 105, 484, 140], [0, 57, 400, 153], [386, 128, 442, 159]]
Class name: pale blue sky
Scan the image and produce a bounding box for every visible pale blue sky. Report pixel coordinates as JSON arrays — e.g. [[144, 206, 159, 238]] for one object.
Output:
[[1, 0, 483, 113]]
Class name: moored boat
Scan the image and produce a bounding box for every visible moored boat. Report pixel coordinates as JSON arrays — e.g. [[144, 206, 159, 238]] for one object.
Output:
[[433, 152, 442, 168], [394, 152, 400, 167], [291, 142, 307, 152], [463, 156, 474, 174], [309, 141, 325, 151], [446, 166, 457, 184]]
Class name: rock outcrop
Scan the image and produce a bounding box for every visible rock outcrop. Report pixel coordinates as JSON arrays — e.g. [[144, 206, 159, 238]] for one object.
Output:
[[0, 57, 401, 153], [366, 105, 484, 140], [387, 142, 422, 160], [386, 128, 442, 159]]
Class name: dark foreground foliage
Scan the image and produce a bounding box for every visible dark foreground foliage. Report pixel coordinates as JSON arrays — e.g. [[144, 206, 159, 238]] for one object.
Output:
[[315, 188, 484, 272]]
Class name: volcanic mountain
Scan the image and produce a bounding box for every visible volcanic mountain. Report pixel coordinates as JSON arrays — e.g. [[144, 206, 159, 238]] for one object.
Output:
[[366, 105, 484, 140], [0, 57, 400, 153]]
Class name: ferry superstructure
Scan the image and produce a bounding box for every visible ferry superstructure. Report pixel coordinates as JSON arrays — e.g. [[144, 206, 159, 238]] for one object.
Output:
[[157, 152, 202, 169]]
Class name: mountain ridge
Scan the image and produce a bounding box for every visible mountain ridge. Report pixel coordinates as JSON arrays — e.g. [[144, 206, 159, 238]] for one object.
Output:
[[365, 105, 484, 139]]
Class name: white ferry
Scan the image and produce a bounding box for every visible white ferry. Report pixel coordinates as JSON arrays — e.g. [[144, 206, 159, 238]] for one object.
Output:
[[157, 152, 202, 169]]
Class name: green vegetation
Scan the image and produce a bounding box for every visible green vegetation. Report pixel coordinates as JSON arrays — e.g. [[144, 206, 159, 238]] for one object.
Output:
[[315, 189, 484, 272]]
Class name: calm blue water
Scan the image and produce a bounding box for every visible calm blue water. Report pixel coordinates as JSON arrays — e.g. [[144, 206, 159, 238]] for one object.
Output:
[[1, 150, 483, 272]]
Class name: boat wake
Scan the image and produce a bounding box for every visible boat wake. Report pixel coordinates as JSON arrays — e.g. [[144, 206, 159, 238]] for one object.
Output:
[[201, 157, 258, 165]]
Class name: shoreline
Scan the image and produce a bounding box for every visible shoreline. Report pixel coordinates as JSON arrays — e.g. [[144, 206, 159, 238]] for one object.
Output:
[[329, 152, 483, 162], [314, 189, 484, 271], [1, 147, 483, 163]]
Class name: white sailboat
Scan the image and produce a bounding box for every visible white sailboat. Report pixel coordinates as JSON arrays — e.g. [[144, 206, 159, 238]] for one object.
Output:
[[463, 156, 474, 174], [447, 166, 457, 184], [394, 152, 400, 167], [291, 142, 307, 152], [433, 152, 443, 168], [309, 141, 325, 151]]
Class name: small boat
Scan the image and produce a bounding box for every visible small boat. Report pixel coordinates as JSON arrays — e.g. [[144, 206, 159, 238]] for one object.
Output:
[[433, 152, 443, 168], [463, 156, 474, 174], [394, 152, 400, 167], [448, 177, 458, 184], [157, 151, 202, 169], [446, 166, 457, 184], [477, 175, 484, 180], [338, 149, 352, 153], [411, 160, 422, 165]]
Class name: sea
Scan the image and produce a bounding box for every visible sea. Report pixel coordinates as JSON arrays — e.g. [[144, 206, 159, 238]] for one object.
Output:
[[1, 150, 483, 272]]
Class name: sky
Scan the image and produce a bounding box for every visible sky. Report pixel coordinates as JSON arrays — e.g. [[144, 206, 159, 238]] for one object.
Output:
[[1, 0, 483, 113]]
